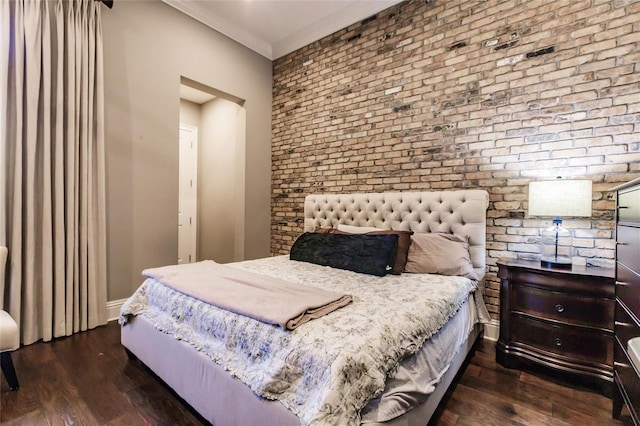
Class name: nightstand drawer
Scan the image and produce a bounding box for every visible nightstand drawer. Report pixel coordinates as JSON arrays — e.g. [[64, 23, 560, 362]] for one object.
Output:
[[615, 340, 640, 421], [511, 285, 613, 330], [617, 263, 640, 315], [617, 225, 640, 272], [512, 314, 613, 366]]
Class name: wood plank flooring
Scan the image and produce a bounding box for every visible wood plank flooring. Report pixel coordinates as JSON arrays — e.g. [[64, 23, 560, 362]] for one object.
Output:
[[0, 321, 634, 425]]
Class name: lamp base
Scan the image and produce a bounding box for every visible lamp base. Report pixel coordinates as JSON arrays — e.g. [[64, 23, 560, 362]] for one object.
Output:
[[540, 258, 573, 269], [539, 220, 573, 270]]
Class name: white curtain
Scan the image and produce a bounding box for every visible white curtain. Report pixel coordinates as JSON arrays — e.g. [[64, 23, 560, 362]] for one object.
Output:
[[1, 0, 107, 345]]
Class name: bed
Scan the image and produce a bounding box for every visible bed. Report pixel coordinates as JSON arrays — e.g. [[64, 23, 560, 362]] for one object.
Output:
[[120, 190, 490, 425]]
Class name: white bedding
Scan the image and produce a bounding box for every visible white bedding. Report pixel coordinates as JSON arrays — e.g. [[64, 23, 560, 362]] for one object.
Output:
[[361, 296, 476, 423], [120, 255, 480, 426]]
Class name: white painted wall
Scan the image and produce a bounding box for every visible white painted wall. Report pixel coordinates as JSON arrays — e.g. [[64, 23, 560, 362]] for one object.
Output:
[[199, 98, 246, 263]]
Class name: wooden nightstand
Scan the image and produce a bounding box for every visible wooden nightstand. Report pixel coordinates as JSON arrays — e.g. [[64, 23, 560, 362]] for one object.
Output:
[[496, 258, 615, 396]]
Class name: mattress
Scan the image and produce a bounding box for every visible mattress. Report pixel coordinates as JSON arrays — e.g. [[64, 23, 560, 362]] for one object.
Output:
[[120, 255, 482, 425]]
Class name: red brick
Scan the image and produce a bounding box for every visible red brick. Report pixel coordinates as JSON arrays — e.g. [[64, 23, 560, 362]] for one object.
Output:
[[272, 0, 633, 319]]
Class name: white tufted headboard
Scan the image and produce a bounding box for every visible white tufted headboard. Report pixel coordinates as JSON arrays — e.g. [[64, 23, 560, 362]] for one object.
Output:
[[304, 190, 489, 280]]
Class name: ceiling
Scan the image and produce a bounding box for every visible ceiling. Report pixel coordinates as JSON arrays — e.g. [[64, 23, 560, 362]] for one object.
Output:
[[162, 0, 405, 60]]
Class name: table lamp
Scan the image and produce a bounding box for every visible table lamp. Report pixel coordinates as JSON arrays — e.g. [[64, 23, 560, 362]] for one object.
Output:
[[528, 178, 592, 268]]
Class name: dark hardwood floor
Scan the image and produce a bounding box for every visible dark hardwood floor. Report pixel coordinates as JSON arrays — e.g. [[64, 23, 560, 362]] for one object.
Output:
[[0, 321, 634, 425]]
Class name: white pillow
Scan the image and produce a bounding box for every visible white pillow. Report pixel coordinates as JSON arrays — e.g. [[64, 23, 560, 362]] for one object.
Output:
[[337, 224, 383, 234]]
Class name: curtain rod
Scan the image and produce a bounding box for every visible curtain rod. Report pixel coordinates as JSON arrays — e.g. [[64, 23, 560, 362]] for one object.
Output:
[[97, 0, 113, 9]]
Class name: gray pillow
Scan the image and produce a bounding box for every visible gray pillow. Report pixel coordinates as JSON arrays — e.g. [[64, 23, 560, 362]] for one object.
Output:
[[404, 233, 478, 280]]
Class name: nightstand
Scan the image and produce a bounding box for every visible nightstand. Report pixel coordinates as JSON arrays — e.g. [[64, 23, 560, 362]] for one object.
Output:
[[496, 258, 615, 396]]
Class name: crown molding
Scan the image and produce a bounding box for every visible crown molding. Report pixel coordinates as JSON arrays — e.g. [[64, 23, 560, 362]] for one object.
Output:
[[163, 0, 274, 59], [272, 0, 401, 59], [162, 0, 403, 60]]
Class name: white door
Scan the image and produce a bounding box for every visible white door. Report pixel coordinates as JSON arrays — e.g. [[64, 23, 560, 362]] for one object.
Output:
[[178, 124, 198, 264]]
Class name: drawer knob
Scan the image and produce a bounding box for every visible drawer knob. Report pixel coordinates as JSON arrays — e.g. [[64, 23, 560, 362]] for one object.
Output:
[[554, 338, 562, 347], [555, 304, 564, 313]]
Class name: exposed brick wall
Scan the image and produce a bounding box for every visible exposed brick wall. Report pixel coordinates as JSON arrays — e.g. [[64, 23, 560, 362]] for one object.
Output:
[[272, 0, 640, 319]]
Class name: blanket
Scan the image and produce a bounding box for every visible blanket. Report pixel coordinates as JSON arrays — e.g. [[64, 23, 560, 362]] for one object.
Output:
[[142, 260, 352, 330], [120, 255, 477, 426]]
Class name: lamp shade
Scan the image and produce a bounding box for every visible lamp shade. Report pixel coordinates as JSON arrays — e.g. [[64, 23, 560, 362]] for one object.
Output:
[[528, 179, 592, 218]]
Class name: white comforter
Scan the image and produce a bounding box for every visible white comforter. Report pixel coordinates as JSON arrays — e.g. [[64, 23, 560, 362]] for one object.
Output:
[[120, 255, 478, 426]]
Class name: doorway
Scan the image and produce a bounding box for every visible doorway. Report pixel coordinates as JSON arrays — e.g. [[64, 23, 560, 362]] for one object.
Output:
[[178, 77, 247, 264]]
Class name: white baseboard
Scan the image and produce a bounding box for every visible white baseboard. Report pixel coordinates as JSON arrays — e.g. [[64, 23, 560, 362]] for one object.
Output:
[[483, 319, 499, 342], [107, 298, 128, 322]]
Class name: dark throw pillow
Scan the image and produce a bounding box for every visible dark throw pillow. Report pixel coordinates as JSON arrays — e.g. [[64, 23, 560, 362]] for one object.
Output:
[[360, 230, 412, 275], [314, 226, 412, 275], [290, 232, 399, 277]]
